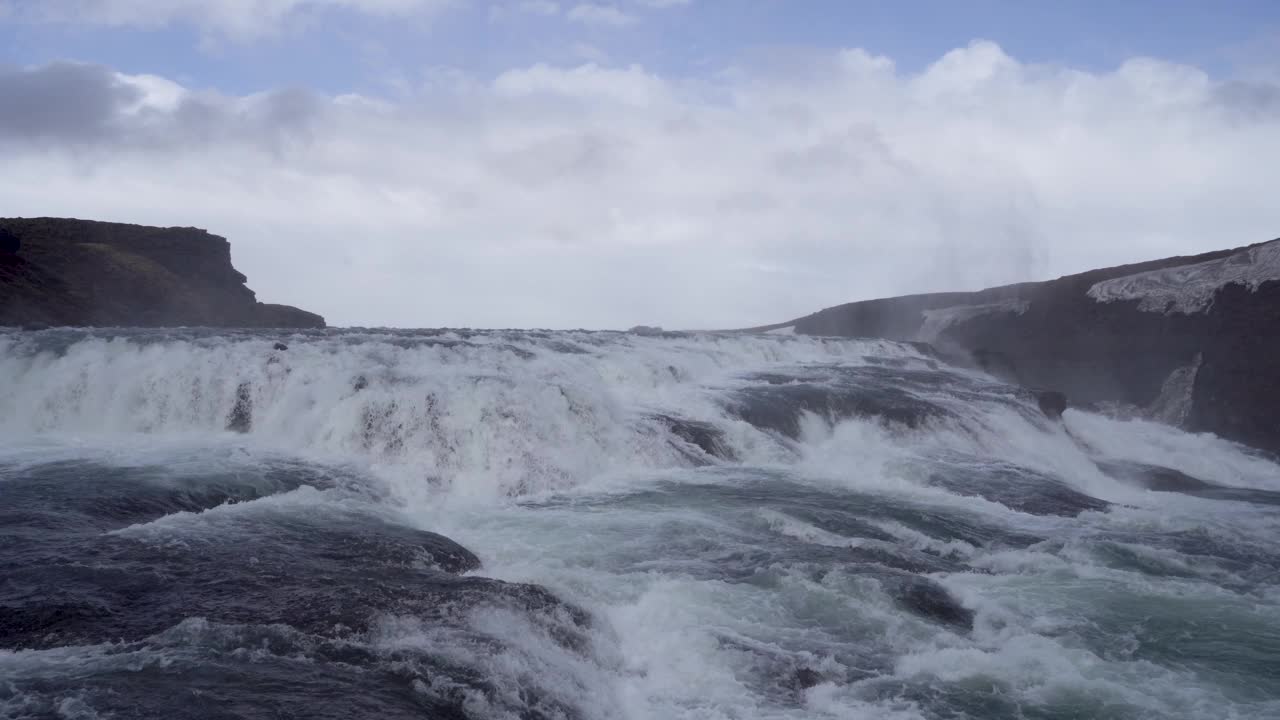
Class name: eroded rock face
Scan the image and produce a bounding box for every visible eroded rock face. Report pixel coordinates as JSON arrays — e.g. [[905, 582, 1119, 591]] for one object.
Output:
[[776, 238, 1280, 455], [1036, 390, 1068, 420], [0, 217, 324, 328], [0, 227, 19, 254]]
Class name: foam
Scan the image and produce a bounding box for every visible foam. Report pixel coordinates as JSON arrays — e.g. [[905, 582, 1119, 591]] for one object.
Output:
[[0, 330, 923, 499], [1064, 410, 1280, 491], [5, 328, 1279, 720]]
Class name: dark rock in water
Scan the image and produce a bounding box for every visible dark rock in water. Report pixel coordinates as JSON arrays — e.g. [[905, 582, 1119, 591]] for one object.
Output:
[[791, 667, 824, 690], [273, 341, 289, 351], [227, 382, 253, 433], [777, 507, 900, 546], [889, 575, 975, 631], [628, 325, 664, 335], [0, 460, 591, 720], [768, 237, 1280, 455], [1099, 460, 1214, 493], [421, 531, 482, 573], [1097, 460, 1280, 505], [927, 457, 1109, 517], [497, 343, 536, 360], [652, 413, 736, 462], [0, 473, 580, 651], [0, 459, 327, 532], [655, 476, 1047, 555], [0, 217, 325, 328], [728, 366, 957, 438], [971, 348, 1022, 384], [1036, 390, 1068, 420], [0, 226, 18, 254], [353, 374, 369, 392], [712, 633, 884, 704]]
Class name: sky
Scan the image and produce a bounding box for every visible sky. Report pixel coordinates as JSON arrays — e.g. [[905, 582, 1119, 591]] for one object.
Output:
[[1, 1, 1279, 328]]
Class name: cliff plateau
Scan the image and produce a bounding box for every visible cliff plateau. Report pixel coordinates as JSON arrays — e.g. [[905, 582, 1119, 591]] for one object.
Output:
[[0, 218, 324, 329]]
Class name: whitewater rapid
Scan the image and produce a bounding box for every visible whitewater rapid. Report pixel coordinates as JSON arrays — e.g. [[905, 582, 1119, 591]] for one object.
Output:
[[2, 328, 1278, 719]]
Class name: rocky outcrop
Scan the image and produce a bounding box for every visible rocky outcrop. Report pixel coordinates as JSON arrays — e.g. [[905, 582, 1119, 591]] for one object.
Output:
[[766, 238, 1280, 455], [1035, 390, 1068, 420], [0, 227, 19, 254], [0, 218, 324, 328]]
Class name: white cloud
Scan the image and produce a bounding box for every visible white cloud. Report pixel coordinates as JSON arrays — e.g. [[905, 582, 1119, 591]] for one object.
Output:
[[567, 3, 634, 27], [117, 72, 187, 113], [493, 63, 665, 105], [6, 0, 458, 38], [3, 42, 1279, 329]]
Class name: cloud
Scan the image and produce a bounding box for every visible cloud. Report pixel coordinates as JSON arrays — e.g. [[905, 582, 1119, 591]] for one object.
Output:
[[493, 63, 664, 105], [2, 42, 1279, 329], [0, 62, 324, 151], [566, 3, 634, 27], [0, 63, 143, 142], [489, 0, 671, 23], [4, 0, 458, 38]]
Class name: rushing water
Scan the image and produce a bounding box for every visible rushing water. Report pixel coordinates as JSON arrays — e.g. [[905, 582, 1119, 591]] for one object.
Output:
[[2, 328, 1279, 720]]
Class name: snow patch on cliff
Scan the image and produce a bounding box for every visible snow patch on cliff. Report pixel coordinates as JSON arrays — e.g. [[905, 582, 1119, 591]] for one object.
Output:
[[1087, 241, 1280, 314]]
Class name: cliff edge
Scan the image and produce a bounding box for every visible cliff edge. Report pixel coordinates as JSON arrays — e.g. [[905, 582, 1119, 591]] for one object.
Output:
[[0, 218, 324, 329], [760, 237, 1280, 455]]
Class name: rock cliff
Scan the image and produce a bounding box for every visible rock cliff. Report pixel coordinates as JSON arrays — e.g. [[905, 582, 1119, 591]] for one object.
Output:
[[763, 238, 1280, 455], [0, 218, 324, 328]]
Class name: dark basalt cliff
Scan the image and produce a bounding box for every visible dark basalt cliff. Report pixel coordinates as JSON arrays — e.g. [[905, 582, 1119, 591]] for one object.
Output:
[[765, 238, 1280, 455], [0, 218, 324, 329]]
